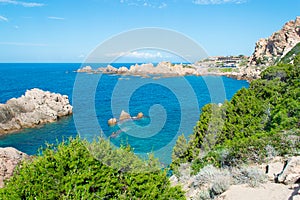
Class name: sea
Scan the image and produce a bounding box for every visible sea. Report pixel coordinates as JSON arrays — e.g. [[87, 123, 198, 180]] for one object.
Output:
[[0, 63, 249, 164]]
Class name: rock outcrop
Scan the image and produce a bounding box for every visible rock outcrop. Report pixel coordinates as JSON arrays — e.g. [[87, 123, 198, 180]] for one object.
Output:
[[77, 62, 201, 77], [249, 16, 300, 66], [276, 157, 300, 185], [76, 62, 258, 81], [76, 65, 93, 73], [107, 111, 145, 126], [107, 118, 117, 126], [0, 88, 73, 134], [136, 112, 144, 119], [119, 110, 131, 121], [0, 147, 29, 188]]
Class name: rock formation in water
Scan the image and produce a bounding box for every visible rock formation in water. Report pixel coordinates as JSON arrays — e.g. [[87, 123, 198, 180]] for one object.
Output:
[[107, 111, 145, 126], [0, 147, 29, 188], [77, 62, 201, 77], [0, 88, 73, 134], [249, 16, 300, 66], [119, 110, 131, 121], [136, 112, 144, 119], [107, 118, 117, 126]]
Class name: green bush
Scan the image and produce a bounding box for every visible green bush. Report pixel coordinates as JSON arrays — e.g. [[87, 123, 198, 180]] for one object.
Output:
[[0, 137, 185, 200], [279, 42, 300, 64], [172, 52, 300, 173]]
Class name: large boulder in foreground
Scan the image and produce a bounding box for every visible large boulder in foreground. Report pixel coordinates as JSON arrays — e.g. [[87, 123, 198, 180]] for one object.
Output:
[[0, 147, 29, 188], [0, 88, 73, 134]]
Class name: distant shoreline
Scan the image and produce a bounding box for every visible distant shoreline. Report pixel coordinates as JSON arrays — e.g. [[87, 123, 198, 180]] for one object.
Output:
[[76, 61, 260, 82]]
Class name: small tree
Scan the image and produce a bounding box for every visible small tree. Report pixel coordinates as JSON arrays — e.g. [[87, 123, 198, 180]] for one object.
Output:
[[293, 53, 300, 66], [171, 134, 188, 168]]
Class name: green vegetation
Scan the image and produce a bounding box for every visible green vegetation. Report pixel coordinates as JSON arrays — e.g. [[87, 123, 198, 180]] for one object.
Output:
[[0, 137, 184, 199], [280, 42, 300, 64], [193, 165, 266, 199], [239, 58, 249, 67], [207, 67, 238, 73], [219, 68, 233, 73], [172, 53, 300, 174], [182, 64, 193, 69]]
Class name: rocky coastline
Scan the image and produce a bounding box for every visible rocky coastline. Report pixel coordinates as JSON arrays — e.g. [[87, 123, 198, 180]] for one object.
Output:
[[77, 62, 200, 77], [0, 88, 73, 135], [76, 61, 259, 81], [76, 17, 300, 82]]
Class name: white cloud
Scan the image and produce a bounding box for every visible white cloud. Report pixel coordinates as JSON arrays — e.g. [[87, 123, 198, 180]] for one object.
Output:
[[0, 15, 8, 22], [106, 51, 172, 59], [0, 0, 44, 7], [128, 51, 164, 59], [120, 0, 167, 8], [48, 16, 65, 20], [0, 42, 48, 46], [193, 0, 246, 5]]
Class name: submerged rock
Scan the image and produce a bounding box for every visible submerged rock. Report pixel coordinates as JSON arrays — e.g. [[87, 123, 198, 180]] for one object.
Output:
[[0, 147, 29, 188], [0, 88, 73, 134]]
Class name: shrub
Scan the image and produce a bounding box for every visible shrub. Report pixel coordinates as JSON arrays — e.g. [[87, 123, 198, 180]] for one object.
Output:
[[172, 57, 300, 171], [211, 175, 230, 195], [0, 137, 185, 200], [193, 165, 231, 199], [198, 189, 211, 200], [232, 166, 267, 187], [194, 165, 231, 187]]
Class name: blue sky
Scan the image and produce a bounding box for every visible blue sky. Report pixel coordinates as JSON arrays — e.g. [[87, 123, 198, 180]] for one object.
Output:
[[0, 0, 299, 62]]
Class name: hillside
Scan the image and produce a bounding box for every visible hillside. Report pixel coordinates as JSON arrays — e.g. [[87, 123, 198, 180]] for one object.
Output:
[[171, 53, 300, 199], [249, 16, 300, 66], [280, 42, 300, 64]]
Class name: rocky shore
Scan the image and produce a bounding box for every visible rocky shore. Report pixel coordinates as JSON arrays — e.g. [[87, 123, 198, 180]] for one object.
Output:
[[76, 17, 300, 82], [0, 88, 73, 135], [77, 61, 259, 81], [0, 147, 29, 188], [77, 62, 201, 77]]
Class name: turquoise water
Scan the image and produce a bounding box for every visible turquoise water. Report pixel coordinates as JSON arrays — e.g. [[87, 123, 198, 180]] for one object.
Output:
[[0, 63, 249, 164]]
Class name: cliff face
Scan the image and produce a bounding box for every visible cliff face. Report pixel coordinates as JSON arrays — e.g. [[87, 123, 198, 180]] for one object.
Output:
[[249, 16, 300, 66]]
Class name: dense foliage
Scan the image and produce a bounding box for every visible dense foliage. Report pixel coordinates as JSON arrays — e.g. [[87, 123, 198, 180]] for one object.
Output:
[[280, 42, 300, 64], [172, 53, 300, 173], [0, 137, 184, 199]]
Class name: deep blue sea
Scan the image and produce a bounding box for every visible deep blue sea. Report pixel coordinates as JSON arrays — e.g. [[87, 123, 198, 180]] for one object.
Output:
[[0, 63, 249, 164]]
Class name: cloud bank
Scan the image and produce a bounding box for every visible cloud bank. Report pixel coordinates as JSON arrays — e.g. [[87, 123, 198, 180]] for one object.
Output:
[[0, 0, 44, 7]]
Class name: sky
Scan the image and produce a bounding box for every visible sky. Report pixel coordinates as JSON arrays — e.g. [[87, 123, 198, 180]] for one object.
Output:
[[0, 0, 299, 63]]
